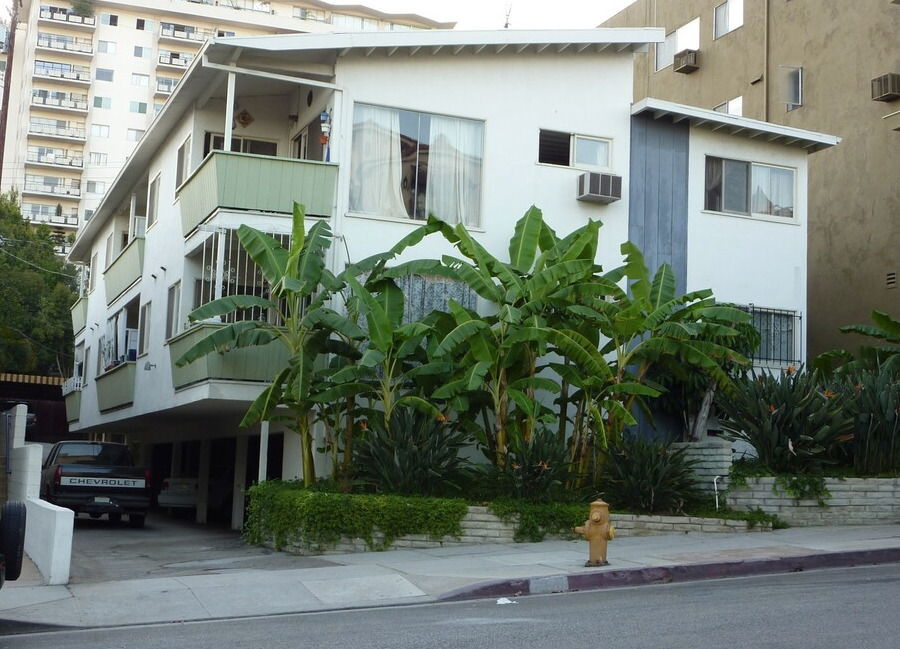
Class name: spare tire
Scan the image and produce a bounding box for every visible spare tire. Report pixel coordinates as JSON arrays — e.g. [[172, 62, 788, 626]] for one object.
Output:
[[0, 502, 26, 581]]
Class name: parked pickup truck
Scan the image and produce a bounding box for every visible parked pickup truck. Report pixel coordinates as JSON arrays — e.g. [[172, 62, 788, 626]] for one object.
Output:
[[40, 441, 151, 528]]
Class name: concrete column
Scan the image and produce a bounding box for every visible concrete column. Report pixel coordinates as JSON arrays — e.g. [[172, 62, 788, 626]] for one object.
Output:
[[170, 441, 183, 478], [196, 439, 211, 524], [231, 436, 248, 531], [282, 431, 301, 481], [257, 420, 269, 483]]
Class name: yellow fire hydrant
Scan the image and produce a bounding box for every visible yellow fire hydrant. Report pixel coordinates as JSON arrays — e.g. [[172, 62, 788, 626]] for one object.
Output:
[[574, 499, 615, 567]]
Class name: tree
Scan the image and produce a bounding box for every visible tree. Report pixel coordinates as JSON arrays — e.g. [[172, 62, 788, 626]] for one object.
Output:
[[175, 203, 364, 486], [0, 191, 78, 375]]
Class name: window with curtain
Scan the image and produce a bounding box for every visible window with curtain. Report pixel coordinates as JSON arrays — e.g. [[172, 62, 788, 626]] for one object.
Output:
[[705, 156, 794, 219], [350, 103, 483, 227]]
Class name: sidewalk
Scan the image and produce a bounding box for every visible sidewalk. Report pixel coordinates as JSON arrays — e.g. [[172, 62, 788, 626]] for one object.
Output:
[[2, 524, 900, 629]]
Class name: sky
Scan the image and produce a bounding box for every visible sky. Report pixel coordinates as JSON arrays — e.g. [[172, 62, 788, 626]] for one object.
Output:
[[1, 1, 639, 30]]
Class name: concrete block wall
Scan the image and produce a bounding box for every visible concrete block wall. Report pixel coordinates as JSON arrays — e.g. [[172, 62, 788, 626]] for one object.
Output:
[[609, 513, 770, 535], [727, 477, 900, 526], [672, 438, 733, 493]]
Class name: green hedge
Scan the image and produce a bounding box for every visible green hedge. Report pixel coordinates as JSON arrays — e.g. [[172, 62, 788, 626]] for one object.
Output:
[[244, 481, 468, 551]]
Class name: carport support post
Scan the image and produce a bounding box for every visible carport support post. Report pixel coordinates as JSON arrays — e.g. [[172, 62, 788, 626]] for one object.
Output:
[[257, 420, 269, 483], [231, 436, 247, 531], [196, 439, 211, 524]]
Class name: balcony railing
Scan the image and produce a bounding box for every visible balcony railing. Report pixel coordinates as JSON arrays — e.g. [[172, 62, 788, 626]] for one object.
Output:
[[178, 152, 337, 236], [28, 123, 87, 139], [168, 323, 290, 390], [23, 181, 81, 197], [104, 237, 145, 305], [31, 92, 89, 111], [159, 25, 213, 43], [96, 361, 136, 411], [26, 152, 84, 167], [158, 53, 195, 68], [37, 33, 93, 54], [33, 66, 91, 83], [62, 376, 83, 396], [39, 9, 96, 28], [156, 78, 179, 95], [64, 389, 81, 422], [70, 296, 88, 334]]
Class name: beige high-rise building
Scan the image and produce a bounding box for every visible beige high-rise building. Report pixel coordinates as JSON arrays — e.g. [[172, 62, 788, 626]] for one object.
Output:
[[0, 1, 450, 255], [603, 0, 900, 358]]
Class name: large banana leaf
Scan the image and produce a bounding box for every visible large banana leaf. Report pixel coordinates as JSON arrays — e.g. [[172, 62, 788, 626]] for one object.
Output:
[[236, 225, 288, 287], [187, 295, 278, 322], [175, 321, 269, 366], [508, 205, 543, 273]]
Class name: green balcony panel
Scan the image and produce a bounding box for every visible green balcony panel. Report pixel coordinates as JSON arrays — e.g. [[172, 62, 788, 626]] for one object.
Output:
[[96, 362, 136, 411], [104, 237, 145, 305], [64, 390, 81, 422], [71, 296, 87, 334], [179, 152, 337, 236], [168, 323, 291, 389]]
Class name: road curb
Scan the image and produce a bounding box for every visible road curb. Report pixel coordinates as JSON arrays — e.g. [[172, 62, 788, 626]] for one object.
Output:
[[438, 547, 900, 602]]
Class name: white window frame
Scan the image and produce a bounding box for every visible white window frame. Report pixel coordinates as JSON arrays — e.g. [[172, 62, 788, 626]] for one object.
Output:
[[714, 0, 743, 39], [166, 281, 181, 340], [704, 156, 796, 221], [656, 18, 700, 71], [713, 96, 743, 116], [138, 302, 151, 355], [147, 174, 160, 228]]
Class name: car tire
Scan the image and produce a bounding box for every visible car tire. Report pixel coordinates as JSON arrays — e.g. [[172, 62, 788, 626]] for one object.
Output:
[[129, 513, 145, 529], [0, 502, 27, 581]]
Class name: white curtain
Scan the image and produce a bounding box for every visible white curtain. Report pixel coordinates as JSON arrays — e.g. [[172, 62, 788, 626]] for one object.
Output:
[[752, 166, 794, 218], [349, 105, 407, 219], [425, 115, 483, 227]]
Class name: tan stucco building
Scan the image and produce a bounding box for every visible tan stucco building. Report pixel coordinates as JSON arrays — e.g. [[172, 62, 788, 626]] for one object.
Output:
[[603, 0, 900, 358]]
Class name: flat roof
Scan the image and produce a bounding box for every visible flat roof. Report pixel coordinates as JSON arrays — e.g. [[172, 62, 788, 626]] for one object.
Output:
[[632, 98, 841, 153]]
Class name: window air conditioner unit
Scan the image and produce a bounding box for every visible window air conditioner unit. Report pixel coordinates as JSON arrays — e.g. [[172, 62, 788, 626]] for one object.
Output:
[[673, 49, 699, 74], [577, 172, 622, 204], [871, 73, 900, 102]]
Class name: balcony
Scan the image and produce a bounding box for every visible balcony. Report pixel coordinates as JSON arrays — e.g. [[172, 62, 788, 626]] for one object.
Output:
[[36, 33, 93, 56], [71, 296, 88, 334], [38, 8, 96, 29], [24, 211, 80, 228], [33, 66, 92, 85], [31, 91, 89, 113], [155, 78, 179, 96], [64, 387, 82, 423], [159, 25, 213, 45], [158, 53, 195, 69], [168, 323, 290, 390], [104, 237, 145, 305], [22, 181, 81, 198], [26, 152, 84, 168], [28, 121, 87, 141], [96, 362, 136, 411], [178, 152, 337, 236]]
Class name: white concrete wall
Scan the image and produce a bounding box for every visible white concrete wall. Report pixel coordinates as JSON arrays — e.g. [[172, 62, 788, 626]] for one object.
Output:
[[6, 405, 73, 585]]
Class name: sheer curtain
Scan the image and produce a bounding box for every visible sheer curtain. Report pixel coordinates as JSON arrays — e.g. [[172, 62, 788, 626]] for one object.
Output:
[[425, 116, 483, 227], [751, 166, 794, 218], [349, 105, 407, 219]]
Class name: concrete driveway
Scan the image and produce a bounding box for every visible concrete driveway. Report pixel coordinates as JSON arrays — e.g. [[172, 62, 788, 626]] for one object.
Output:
[[69, 511, 335, 584]]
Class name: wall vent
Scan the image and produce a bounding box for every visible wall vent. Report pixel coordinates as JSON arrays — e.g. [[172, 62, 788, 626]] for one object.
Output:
[[887, 271, 897, 289], [872, 73, 900, 102], [576, 172, 622, 204]]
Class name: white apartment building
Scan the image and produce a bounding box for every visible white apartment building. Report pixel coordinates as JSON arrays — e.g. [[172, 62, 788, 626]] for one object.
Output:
[[0, 0, 450, 254], [62, 28, 836, 528]]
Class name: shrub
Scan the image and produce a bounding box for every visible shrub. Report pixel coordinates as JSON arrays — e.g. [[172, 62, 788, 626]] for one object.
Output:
[[841, 369, 900, 475], [351, 408, 474, 496], [477, 427, 575, 503], [716, 367, 854, 473], [598, 435, 701, 514], [244, 481, 467, 551]]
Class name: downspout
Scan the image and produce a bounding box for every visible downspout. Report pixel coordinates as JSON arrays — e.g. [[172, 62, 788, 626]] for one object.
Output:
[[763, 0, 769, 121], [224, 71, 236, 151]]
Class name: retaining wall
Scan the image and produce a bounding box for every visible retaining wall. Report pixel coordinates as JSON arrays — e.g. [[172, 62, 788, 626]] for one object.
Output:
[[727, 477, 900, 526], [673, 438, 733, 493]]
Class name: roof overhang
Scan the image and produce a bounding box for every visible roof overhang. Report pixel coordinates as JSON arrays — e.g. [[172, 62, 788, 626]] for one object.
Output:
[[632, 98, 841, 153]]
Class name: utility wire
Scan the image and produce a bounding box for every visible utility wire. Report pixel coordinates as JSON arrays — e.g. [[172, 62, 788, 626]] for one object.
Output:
[[0, 244, 78, 278]]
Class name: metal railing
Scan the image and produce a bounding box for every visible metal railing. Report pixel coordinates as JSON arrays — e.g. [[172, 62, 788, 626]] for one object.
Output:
[[740, 305, 802, 366]]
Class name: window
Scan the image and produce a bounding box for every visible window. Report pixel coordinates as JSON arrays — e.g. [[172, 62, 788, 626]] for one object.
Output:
[[176, 136, 191, 188], [91, 124, 110, 138], [656, 18, 700, 71], [704, 156, 795, 219], [147, 174, 160, 228], [84, 209, 95, 221], [136, 18, 154, 31], [131, 73, 149, 87], [86, 180, 106, 194], [97, 40, 116, 54], [714, 0, 743, 39], [538, 130, 611, 170], [133, 45, 151, 58], [139, 303, 151, 355], [96, 68, 114, 82], [89, 253, 98, 291], [104, 231, 116, 268], [742, 305, 800, 365], [166, 281, 181, 339], [100, 13, 118, 26], [89, 152, 108, 166], [217, 30, 235, 37], [349, 103, 484, 226], [713, 96, 743, 116], [129, 101, 148, 114], [93, 96, 111, 109], [127, 129, 145, 142], [293, 7, 322, 21], [202, 133, 277, 157], [779, 66, 803, 111]]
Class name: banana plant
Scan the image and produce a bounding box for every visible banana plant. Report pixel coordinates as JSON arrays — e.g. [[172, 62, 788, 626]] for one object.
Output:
[[175, 203, 364, 487]]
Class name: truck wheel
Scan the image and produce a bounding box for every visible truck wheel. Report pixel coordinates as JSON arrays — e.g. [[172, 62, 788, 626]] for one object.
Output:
[[129, 514, 145, 529], [0, 502, 27, 581]]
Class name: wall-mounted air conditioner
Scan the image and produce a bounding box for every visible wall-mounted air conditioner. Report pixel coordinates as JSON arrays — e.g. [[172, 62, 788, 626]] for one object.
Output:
[[577, 172, 622, 204], [872, 73, 900, 102], [673, 49, 699, 74]]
